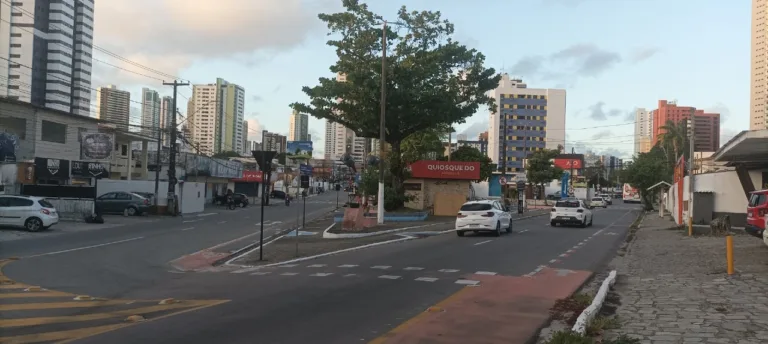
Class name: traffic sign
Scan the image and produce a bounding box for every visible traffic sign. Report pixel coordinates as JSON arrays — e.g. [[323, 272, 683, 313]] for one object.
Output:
[[499, 176, 507, 185], [299, 164, 313, 176]]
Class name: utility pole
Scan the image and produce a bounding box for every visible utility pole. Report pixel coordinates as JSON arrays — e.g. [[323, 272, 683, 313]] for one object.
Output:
[[500, 115, 507, 199], [377, 21, 387, 225], [688, 115, 695, 234], [152, 128, 162, 206], [163, 80, 190, 216], [570, 147, 575, 197]]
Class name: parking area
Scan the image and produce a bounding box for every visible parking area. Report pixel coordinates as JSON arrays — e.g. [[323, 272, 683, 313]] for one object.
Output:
[[0, 215, 162, 242]]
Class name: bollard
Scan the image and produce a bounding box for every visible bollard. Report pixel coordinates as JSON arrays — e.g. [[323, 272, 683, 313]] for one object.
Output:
[[726, 235, 734, 275], [688, 216, 693, 237]]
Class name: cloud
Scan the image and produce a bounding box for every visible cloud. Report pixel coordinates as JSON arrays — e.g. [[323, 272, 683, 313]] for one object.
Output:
[[629, 47, 660, 63], [92, 0, 330, 86], [245, 118, 263, 141], [509, 44, 621, 84], [720, 127, 740, 147], [460, 121, 489, 140], [704, 103, 731, 124], [585, 102, 623, 121], [252, 95, 263, 102], [273, 85, 282, 93], [624, 109, 637, 122], [590, 130, 613, 140]]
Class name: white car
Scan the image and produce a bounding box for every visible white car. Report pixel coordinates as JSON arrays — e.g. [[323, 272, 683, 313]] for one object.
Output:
[[0, 195, 59, 232], [550, 199, 593, 227], [455, 200, 512, 237], [590, 197, 607, 208]]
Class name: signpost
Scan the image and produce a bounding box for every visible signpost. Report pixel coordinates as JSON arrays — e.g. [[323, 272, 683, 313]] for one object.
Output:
[[252, 150, 277, 261], [516, 180, 525, 214], [297, 166, 312, 257]]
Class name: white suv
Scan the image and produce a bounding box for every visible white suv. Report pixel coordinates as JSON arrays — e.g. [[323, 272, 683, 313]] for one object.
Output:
[[550, 198, 593, 228], [0, 196, 59, 232], [455, 200, 512, 237]]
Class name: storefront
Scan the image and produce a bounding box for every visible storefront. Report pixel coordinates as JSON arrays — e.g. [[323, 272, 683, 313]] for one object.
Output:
[[232, 170, 263, 198], [404, 160, 481, 216]]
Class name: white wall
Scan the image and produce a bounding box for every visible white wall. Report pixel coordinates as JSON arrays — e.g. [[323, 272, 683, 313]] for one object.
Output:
[[694, 170, 761, 215], [179, 182, 205, 214]]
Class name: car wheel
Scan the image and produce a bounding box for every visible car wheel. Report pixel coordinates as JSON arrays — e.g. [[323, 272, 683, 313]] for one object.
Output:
[[589, 217, 593, 226], [25, 217, 43, 232], [580, 218, 587, 228], [506, 219, 512, 233], [125, 207, 137, 216], [493, 222, 501, 237], [550, 221, 557, 227], [456, 230, 465, 237]]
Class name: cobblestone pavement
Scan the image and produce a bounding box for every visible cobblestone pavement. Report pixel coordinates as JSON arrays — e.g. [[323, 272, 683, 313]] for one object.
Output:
[[603, 213, 768, 344]]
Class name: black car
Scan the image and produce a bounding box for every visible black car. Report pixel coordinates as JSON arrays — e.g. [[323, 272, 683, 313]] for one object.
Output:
[[214, 193, 249, 207], [270, 190, 287, 199]]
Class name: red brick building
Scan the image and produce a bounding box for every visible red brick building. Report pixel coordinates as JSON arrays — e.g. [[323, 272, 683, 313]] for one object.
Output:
[[651, 100, 720, 152]]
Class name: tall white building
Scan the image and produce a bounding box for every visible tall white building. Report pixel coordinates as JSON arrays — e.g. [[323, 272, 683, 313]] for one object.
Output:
[[141, 88, 161, 138], [633, 108, 653, 155], [187, 84, 218, 156], [241, 120, 249, 155], [324, 120, 349, 161], [159, 96, 173, 146], [487, 74, 566, 174], [289, 110, 310, 141], [96, 85, 131, 131], [0, 0, 95, 116], [751, 0, 768, 130]]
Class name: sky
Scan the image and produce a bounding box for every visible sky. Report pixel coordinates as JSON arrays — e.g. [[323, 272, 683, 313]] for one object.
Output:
[[92, 0, 751, 159]]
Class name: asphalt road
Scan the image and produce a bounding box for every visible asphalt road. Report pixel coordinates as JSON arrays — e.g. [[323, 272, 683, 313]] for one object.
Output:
[[0, 198, 640, 344]]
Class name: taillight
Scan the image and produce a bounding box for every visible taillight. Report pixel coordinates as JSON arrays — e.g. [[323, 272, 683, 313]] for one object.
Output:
[[457, 213, 467, 218], [40, 209, 50, 215], [481, 212, 494, 217], [143, 199, 149, 205], [577, 209, 584, 213], [551, 208, 557, 212]]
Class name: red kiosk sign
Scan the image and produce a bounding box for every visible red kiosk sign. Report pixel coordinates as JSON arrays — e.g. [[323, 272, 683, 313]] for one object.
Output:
[[408, 161, 481, 180], [232, 170, 263, 183]]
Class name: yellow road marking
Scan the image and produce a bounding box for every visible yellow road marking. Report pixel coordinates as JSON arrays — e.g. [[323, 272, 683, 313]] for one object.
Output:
[[368, 287, 472, 344], [0, 291, 72, 299], [0, 323, 127, 344], [0, 284, 30, 289], [0, 301, 211, 327], [0, 300, 132, 312]]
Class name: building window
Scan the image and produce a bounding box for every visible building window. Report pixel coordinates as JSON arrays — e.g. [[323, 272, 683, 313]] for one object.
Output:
[[0, 117, 26, 139], [41, 120, 66, 144]]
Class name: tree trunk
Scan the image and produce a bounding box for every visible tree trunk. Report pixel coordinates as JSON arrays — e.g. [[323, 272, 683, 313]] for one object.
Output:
[[388, 140, 405, 209]]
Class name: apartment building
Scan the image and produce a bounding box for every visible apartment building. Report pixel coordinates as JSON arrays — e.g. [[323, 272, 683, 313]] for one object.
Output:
[[651, 100, 720, 153], [187, 79, 245, 155], [487, 74, 566, 174], [751, 0, 768, 130], [140, 88, 161, 138], [633, 108, 653, 155], [187, 84, 217, 155], [159, 96, 173, 146], [242, 120, 249, 154], [0, 0, 95, 116], [289, 110, 309, 141], [262, 131, 287, 154], [96, 85, 131, 131]]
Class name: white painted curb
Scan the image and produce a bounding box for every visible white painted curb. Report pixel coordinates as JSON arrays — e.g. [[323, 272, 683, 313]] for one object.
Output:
[[322, 222, 447, 239], [572, 270, 617, 335]]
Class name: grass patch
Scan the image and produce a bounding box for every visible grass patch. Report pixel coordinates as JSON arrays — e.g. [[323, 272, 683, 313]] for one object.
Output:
[[586, 315, 620, 336], [550, 293, 593, 326], [543, 330, 593, 344]]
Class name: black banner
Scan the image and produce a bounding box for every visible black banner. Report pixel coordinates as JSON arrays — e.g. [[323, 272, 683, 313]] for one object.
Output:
[[34, 157, 70, 180], [71, 161, 107, 179]]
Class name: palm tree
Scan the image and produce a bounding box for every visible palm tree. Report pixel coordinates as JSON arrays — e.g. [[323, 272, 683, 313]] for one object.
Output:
[[657, 120, 686, 162]]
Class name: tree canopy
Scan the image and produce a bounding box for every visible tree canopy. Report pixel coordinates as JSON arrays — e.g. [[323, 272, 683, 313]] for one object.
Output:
[[401, 128, 446, 164], [291, 0, 500, 209], [620, 147, 671, 210], [525, 149, 564, 186], [439, 145, 495, 182]]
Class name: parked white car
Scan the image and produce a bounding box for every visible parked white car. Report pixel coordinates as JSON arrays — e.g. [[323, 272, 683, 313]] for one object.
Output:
[[0, 195, 59, 232], [590, 197, 607, 208], [550, 198, 593, 227], [455, 200, 512, 237]]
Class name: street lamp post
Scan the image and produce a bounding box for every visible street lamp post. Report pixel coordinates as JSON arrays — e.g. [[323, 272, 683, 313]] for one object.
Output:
[[252, 150, 277, 261]]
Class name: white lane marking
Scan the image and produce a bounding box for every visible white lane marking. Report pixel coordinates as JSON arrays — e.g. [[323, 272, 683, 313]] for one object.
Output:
[[279, 264, 299, 268], [559, 253, 568, 257], [182, 219, 201, 223], [180, 227, 195, 231], [404, 267, 424, 271], [232, 267, 260, 274], [218, 221, 227, 224], [378, 275, 401, 280], [24, 237, 145, 258], [415, 277, 438, 282], [475, 271, 497, 275], [338, 264, 358, 268], [519, 229, 529, 233], [251, 271, 271, 275], [307, 264, 326, 268], [371, 265, 391, 270], [474, 240, 492, 246], [197, 213, 217, 217], [524, 265, 547, 277], [566, 249, 575, 253], [343, 274, 357, 277], [310, 273, 333, 277], [281, 272, 299, 276], [455, 279, 480, 286], [549, 259, 558, 264], [439, 269, 459, 273]]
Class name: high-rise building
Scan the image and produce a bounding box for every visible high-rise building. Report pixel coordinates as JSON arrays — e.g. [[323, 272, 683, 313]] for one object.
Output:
[[487, 74, 566, 174], [159, 96, 173, 146], [241, 120, 249, 155], [187, 84, 218, 155], [651, 100, 720, 153], [289, 110, 310, 141], [633, 108, 653, 155], [0, 0, 95, 116], [96, 85, 131, 131], [187, 79, 245, 155], [141, 88, 161, 138], [324, 121, 350, 161], [456, 134, 468, 142], [751, 0, 767, 130], [262, 131, 287, 154]]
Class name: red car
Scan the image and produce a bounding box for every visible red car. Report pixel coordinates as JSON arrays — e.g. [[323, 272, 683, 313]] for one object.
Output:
[[747, 190, 768, 238]]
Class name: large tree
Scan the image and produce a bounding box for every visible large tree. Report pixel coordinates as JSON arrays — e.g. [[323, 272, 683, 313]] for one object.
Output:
[[621, 147, 670, 210], [526, 149, 564, 189], [401, 128, 447, 164], [291, 0, 500, 209], [439, 145, 495, 182]]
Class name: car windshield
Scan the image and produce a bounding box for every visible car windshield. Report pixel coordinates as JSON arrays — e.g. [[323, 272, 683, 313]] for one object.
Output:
[[460, 203, 493, 211], [556, 200, 581, 208], [592, 198, 603, 201]]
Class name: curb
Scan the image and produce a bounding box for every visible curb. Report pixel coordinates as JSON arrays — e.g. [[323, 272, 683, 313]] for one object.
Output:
[[571, 270, 617, 335], [322, 222, 450, 239]]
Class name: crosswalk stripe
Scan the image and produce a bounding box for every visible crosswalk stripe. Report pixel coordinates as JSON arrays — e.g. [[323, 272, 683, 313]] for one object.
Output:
[[0, 302, 198, 327], [0, 291, 72, 299], [0, 300, 132, 312]]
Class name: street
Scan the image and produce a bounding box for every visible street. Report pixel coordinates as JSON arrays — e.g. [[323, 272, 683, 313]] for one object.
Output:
[[0, 194, 640, 344]]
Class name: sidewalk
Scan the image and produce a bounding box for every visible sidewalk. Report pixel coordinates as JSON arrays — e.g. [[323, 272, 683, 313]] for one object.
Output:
[[602, 213, 768, 343]]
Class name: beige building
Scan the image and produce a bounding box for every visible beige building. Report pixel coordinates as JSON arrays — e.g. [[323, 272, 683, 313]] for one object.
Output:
[[751, 0, 768, 130], [634, 108, 653, 154], [187, 84, 218, 156], [96, 85, 131, 131]]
